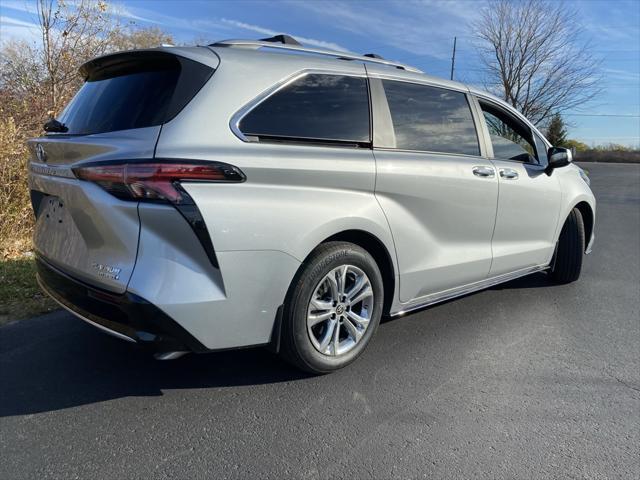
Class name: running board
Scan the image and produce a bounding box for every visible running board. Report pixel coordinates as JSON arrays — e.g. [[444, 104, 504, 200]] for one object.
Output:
[[391, 265, 548, 317]]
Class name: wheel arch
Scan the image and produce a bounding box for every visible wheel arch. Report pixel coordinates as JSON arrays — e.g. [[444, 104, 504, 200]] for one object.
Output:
[[270, 228, 397, 354], [573, 201, 594, 252], [320, 230, 396, 315]]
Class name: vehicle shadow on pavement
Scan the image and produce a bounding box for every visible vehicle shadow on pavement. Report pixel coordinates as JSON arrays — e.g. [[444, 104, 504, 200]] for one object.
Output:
[[0, 273, 553, 418], [0, 313, 312, 417]]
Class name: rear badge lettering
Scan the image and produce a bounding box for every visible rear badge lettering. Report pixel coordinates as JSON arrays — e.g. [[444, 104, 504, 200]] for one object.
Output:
[[30, 163, 75, 178], [92, 263, 121, 281]]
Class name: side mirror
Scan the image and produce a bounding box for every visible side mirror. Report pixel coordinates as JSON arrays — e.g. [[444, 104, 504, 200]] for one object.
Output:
[[546, 146, 572, 173]]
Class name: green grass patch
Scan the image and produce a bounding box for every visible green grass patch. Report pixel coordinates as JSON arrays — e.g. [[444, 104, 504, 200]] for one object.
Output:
[[0, 257, 56, 325]]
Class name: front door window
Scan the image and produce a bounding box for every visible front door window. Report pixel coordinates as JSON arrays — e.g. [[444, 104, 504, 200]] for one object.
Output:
[[480, 102, 539, 164]]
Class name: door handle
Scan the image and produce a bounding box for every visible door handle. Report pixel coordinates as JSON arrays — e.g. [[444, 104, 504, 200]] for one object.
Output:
[[472, 166, 495, 178], [499, 168, 519, 180]]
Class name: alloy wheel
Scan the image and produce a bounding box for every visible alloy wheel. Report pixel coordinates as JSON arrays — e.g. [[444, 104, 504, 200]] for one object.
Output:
[[306, 264, 374, 356]]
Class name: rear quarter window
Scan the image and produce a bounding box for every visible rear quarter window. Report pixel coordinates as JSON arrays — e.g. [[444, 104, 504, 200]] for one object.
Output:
[[238, 73, 371, 144]]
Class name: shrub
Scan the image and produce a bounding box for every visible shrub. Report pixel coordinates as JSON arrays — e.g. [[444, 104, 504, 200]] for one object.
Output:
[[0, 117, 34, 259]]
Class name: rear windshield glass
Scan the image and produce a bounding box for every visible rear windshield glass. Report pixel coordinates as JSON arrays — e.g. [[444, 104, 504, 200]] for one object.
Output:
[[59, 54, 211, 135]]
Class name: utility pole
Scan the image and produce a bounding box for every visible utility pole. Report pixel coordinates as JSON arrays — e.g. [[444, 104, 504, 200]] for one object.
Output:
[[450, 36, 457, 81]]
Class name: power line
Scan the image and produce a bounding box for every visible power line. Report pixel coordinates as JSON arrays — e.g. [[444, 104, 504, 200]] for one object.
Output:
[[450, 79, 639, 87], [562, 113, 640, 117], [454, 48, 640, 53], [396, 54, 638, 69]]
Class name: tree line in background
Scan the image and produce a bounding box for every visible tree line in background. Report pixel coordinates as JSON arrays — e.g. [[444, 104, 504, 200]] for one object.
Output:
[[546, 113, 640, 162], [0, 0, 174, 257], [1, 0, 638, 258]]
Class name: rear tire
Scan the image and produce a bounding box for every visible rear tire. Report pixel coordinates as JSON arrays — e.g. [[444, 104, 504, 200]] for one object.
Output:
[[550, 208, 585, 284], [280, 242, 383, 374]]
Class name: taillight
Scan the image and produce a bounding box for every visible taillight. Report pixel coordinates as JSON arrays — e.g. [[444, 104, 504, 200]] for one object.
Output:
[[72, 160, 245, 203], [73, 160, 243, 270]]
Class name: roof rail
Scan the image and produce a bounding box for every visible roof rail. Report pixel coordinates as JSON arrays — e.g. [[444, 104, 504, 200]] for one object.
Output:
[[260, 34, 302, 46], [211, 38, 422, 73]]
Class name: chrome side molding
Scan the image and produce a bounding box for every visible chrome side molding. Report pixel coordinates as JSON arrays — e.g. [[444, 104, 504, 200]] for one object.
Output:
[[391, 265, 548, 317]]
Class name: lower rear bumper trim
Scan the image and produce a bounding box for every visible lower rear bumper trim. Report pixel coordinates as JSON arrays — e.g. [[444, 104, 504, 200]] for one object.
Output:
[[37, 276, 137, 343], [35, 255, 208, 353]]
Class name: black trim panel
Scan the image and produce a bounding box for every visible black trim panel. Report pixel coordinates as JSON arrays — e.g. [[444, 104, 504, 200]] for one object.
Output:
[[172, 184, 219, 269]]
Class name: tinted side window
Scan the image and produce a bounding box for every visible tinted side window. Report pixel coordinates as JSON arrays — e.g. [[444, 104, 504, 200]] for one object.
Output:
[[381, 80, 480, 156], [239, 74, 370, 144], [480, 103, 538, 163]]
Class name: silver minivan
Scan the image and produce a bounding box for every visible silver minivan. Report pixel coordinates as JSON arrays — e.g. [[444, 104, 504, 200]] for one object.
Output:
[[29, 36, 596, 373]]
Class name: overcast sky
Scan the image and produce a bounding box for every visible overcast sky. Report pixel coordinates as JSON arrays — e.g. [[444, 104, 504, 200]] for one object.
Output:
[[1, 0, 639, 147]]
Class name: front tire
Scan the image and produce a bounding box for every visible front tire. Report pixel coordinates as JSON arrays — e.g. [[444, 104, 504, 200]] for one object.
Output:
[[280, 242, 383, 374], [550, 208, 585, 284]]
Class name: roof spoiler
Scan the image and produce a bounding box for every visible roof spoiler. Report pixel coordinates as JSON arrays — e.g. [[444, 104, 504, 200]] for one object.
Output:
[[78, 50, 177, 79]]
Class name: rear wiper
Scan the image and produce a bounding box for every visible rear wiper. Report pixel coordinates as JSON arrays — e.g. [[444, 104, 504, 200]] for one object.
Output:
[[43, 118, 68, 133]]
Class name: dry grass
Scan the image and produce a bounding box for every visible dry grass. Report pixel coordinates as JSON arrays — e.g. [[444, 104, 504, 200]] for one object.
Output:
[[0, 256, 56, 325], [1, 117, 34, 258], [0, 117, 55, 324]]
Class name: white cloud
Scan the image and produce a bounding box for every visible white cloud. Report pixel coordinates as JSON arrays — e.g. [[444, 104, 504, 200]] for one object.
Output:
[[111, 4, 162, 25], [0, 15, 40, 44], [1, 0, 160, 27], [109, 3, 234, 41], [0, 15, 37, 28], [0, 0, 38, 15], [0, 2, 345, 50], [603, 68, 640, 83], [287, 0, 482, 60], [220, 18, 348, 51]]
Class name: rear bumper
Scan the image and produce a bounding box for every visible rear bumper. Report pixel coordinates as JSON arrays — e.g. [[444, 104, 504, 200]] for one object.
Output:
[[36, 256, 208, 353]]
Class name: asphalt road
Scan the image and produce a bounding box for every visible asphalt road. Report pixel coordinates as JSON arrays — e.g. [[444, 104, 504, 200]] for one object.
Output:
[[1, 163, 639, 479]]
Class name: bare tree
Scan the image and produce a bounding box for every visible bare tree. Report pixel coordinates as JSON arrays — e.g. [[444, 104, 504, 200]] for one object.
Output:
[[109, 25, 174, 51], [36, 0, 118, 112], [1, 1, 174, 122], [474, 0, 601, 127]]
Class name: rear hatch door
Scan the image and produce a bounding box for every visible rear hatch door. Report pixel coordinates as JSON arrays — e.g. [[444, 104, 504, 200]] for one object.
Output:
[[29, 128, 157, 293], [28, 50, 215, 293]]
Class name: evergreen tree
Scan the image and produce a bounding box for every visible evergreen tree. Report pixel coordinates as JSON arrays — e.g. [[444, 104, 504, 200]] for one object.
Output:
[[546, 114, 568, 146]]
